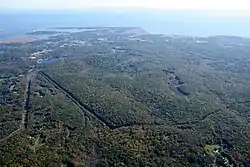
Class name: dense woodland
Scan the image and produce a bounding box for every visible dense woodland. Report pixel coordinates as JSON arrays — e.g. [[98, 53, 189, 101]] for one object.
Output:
[[1, 27, 250, 166]]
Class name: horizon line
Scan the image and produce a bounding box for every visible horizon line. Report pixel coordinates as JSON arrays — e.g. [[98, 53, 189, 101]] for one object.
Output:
[[2, 7, 250, 11]]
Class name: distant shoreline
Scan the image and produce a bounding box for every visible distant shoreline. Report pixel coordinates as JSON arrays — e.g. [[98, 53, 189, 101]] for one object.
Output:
[[0, 35, 36, 44]]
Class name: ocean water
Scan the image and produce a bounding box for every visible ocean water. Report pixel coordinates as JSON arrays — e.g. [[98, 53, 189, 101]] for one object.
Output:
[[1, 11, 250, 39]]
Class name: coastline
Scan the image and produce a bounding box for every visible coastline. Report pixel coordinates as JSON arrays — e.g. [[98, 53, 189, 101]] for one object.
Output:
[[0, 35, 36, 44]]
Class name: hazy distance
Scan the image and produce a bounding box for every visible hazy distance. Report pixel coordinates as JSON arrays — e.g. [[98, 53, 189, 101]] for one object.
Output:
[[1, 0, 250, 38]]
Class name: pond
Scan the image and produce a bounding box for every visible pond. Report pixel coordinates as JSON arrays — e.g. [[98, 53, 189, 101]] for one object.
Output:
[[169, 79, 187, 96], [37, 58, 62, 64]]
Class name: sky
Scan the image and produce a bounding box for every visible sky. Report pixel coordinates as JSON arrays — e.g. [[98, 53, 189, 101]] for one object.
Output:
[[1, 0, 250, 10]]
